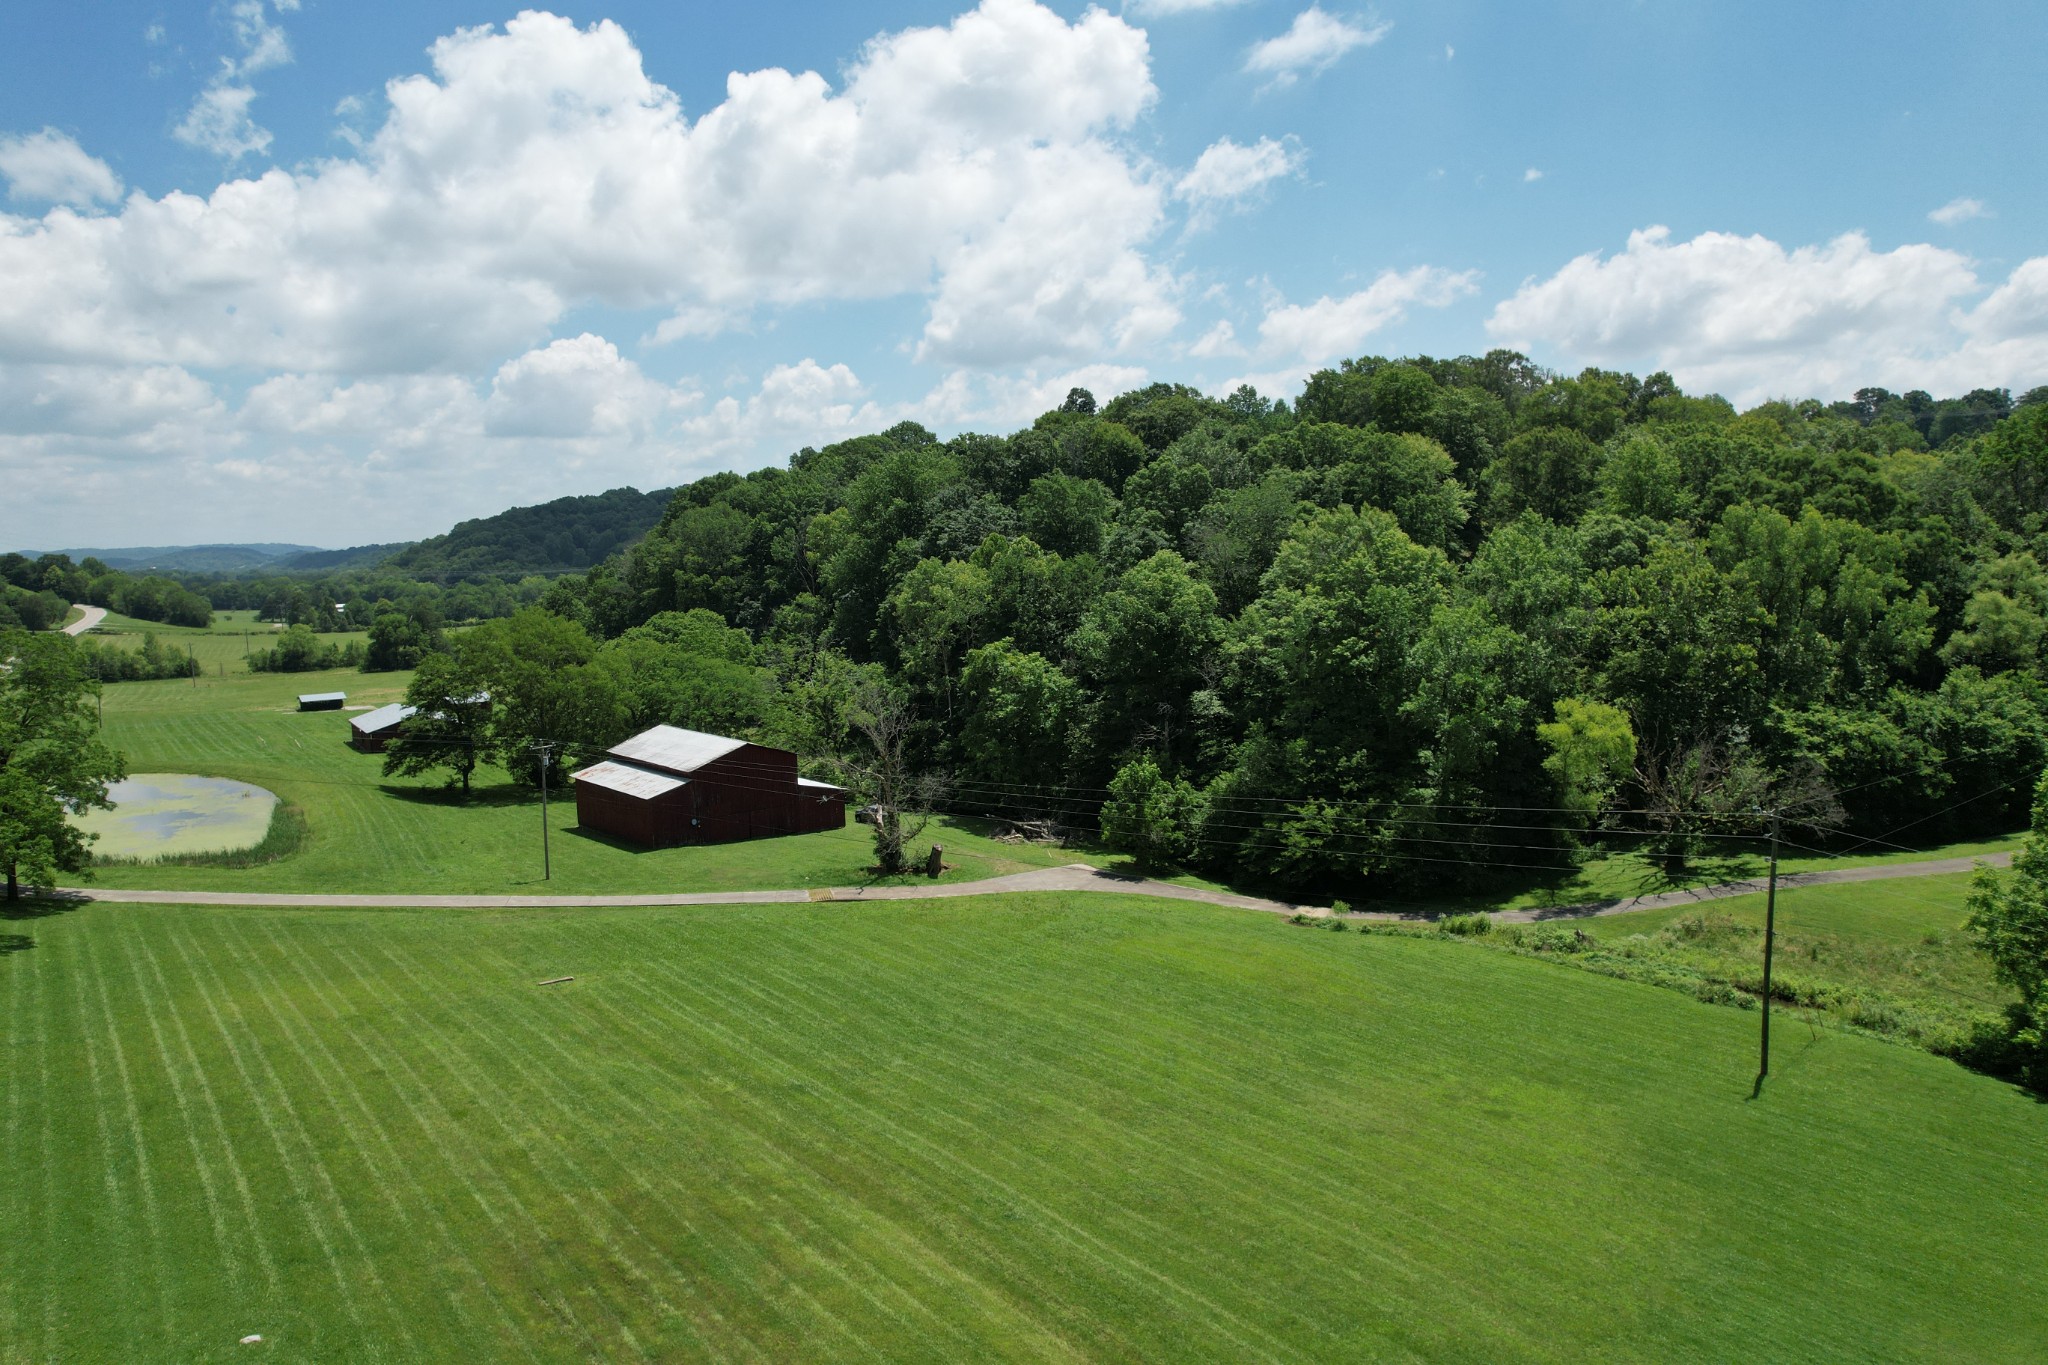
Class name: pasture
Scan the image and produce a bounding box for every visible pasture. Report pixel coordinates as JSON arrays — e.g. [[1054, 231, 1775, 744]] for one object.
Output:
[[79, 666, 1110, 895], [2, 892, 2042, 1362]]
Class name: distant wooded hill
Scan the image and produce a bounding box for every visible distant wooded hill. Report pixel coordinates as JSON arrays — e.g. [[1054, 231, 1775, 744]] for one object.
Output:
[[18, 543, 327, 573], [383, 487, 676, 581]]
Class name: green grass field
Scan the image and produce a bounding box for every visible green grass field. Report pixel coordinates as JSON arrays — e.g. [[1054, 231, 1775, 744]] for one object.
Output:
[[83, 609, 369, 674], [2, 892, 2042, 1362], [77, 665, 1113, 895]]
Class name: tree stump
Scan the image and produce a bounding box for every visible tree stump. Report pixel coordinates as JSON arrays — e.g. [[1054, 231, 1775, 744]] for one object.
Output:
[[926, 844, 944, 878]]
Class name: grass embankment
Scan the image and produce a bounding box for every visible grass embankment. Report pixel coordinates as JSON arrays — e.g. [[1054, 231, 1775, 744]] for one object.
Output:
[[79, 665, 1116, 895], [1366, 872, 2020, 1059], [2, 893, 2042, 1362]]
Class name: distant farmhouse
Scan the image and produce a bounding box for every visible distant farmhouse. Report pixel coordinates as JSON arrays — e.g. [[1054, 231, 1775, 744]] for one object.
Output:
[[572, 725, 848, 847], [348, 702, 414, 753]]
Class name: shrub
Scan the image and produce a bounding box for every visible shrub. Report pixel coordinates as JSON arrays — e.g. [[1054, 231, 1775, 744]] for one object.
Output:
[[1438, 913, 1493, 937]]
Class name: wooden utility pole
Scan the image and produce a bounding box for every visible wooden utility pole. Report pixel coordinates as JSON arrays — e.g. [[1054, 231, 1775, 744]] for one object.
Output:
[[532, 740, 556, 880], [1757, 812, 1780, 1090]]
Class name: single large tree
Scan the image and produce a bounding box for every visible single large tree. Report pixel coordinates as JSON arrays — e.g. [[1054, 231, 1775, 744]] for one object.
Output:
[[382, 652, 494, 795], [1, 631, 125, 899]]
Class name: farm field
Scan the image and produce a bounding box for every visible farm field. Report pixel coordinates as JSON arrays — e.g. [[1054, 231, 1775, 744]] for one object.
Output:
[[73, 659, 2022, 903], [84, 609, 369, 673], [77, 665, 1125, 896], [2, 892, 2042, 1362]]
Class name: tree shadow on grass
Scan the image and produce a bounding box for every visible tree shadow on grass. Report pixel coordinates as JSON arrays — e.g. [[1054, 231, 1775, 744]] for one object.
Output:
[[2, 892, 88, 923], [379, 782, 534, 809], [1, 932, 34, 954]]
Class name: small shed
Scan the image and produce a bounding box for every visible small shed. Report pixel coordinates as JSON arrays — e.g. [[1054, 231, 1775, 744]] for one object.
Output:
[[297, 691, 347, 712], [348, 702, 416, 753], [571, 724, 848, 848]]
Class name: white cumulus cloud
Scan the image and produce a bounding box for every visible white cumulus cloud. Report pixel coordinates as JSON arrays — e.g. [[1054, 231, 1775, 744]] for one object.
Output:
[[1258, 266, 1480, 361], [0, 1, 1173, 375], [1245, 8, 1388, 88], [174, 0, 299, 160], [1175, 135, 1303, 208], [1928, 196, 1988, 226], [0, 129, 121, 207], [1487, 225, 2048, 403]]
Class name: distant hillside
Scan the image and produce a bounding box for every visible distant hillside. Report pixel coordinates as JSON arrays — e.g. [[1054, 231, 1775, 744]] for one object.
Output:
[[18, 543, 326, 572], [384, 487, 675, 580], [278, 542, 412, 571]]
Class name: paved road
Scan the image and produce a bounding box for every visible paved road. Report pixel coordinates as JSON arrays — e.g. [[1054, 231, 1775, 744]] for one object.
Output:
[[62, 603, 106, 635], [46, 853, 2010, 918]]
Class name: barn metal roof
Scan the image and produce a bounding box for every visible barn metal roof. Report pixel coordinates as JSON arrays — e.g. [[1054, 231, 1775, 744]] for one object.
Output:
[[571, 760, 688, 799], [297, 692, 347, 704], [349, 702, 415, 735], [796, 776, 849, 794], [606, 724, 749, 776]]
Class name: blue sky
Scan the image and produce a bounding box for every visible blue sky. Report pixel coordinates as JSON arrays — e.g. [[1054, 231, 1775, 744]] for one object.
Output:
[[3, 0, 2044, 547]]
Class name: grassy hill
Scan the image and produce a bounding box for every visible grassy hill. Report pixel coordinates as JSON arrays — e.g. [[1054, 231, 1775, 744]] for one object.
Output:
[[2, 892, 2041, 1361]]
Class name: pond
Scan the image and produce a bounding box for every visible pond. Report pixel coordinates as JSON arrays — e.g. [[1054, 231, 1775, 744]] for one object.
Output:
[[73, 773, 280, 858]]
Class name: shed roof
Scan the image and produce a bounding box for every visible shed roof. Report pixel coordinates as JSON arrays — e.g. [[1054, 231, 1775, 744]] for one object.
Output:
[[350, 702, 415, 735], [797, 776, 849, 795], [607, 724, 750, 776], [571, 760, 689, 800], [297, 691, 347, 704]]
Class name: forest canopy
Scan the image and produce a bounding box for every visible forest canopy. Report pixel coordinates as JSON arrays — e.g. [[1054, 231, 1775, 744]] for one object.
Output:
[[481, 355, 2048, 898]]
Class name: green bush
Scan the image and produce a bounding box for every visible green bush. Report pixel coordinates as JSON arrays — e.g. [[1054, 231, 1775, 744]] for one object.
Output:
[[1438, 913, 1493, 937]]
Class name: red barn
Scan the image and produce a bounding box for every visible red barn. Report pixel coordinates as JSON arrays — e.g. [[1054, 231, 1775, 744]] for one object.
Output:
[[570, 725, 848, 848]]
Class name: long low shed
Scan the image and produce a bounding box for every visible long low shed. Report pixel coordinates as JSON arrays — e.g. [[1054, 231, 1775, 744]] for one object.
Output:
[[348, 702, 415, 752], [297, 691, 346, 711], [571, 725, 848, 848]]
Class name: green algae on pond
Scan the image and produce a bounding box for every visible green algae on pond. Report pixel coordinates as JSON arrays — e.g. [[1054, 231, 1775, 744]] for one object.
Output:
[[75, 773, 279, 858]]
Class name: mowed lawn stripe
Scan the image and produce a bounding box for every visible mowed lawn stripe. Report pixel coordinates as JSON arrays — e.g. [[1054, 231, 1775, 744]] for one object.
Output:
[[59, 923, 162, 1345], [465, 950, 958, 1365], [484, 936, 1067, 1363], [227, 916, 529, 1357], [354, 939, 706, 1361], [160, 923, 386, 1347], [623, 945, 1301, 1363], [317, 940, 629, 1363], [108, 929, 253, 1299], [122, 927, 284, 1294], [762, 913, 1454, 1285]]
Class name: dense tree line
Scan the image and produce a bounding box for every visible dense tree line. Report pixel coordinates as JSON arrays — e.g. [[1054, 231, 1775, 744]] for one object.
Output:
[[487, 355, 2046, 900], [0, 553, 213, 628], [382, 486, 676, 582]]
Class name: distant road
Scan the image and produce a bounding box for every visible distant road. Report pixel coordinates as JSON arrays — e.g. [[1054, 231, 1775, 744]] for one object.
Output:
[[45, 853, 2011, 916], [62, 603, 106, 635]]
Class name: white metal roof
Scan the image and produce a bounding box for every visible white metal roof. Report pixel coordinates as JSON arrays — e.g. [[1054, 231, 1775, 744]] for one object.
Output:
[[796, 776, 848, 794], [297, 691, 347, 703], [571, 760, 688, 799], [607, 724, 749, 775], [349, 702, 415, 734]]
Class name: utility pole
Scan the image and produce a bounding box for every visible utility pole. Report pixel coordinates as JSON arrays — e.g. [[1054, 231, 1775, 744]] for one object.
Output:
[[1756, 811, 1780, 1092], [532, 740, 556, 880]]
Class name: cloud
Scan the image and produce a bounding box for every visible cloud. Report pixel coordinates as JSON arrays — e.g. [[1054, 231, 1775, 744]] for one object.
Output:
[[1175, 135, 1303, 209], [1928, 196, 1988, 226], [0, 1, 1173, 374], [0, 129, 121, 206], [1523, 167, 1543, 183], [483, 334, 681, 439], [1245, 8, 1388, 88], [1127, 0, 1249, 14], [174, 0, 299, 161], [1258, 266, 1480, 361], [1487, 225, 2048, 403], [1188, 319, 1243, 358]]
